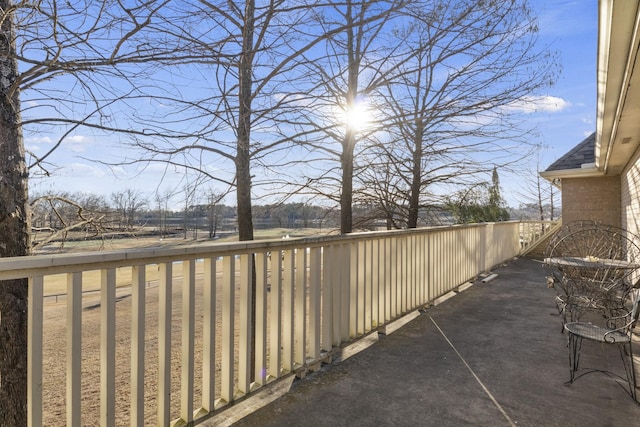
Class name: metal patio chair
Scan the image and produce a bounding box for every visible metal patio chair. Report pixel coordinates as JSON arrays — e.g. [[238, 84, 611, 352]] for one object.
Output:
[[564, 289, 640, 402], [544, 221, 640, 328]]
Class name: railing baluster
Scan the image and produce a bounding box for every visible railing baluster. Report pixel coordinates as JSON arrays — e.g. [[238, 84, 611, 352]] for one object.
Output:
[[269, 251, 282, 379], [202, 258, 216, 411], [340, 244, 350, 342], [371, 240, 379, 328], [221, 255, 235, 403], [309, 247, 322, 359], [67, 272, 82, 427], [255, 253, 268, 385], [294, 247, 307, 366], [130, 265, 145, 427], [100, 268, 116, 427], [181, 260, 195, 423], [390, 238, 398, 319], [321, 246, 334, 351], [238, 254, 253, 394], [349, 243, 358, 338], [359, 241, 368, 334], [330, 245, 342, 347], [384, 238, 391, 323], [282, 250, 294, 372], [28, 276, 43, 427], [158, 262, 172, 425]]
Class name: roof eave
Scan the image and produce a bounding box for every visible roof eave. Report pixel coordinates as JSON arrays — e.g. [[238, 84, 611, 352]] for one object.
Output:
[[539, 165, 603, 183]]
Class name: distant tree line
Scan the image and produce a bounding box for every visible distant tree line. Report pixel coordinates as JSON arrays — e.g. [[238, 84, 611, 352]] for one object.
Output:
[[30, 175, 525, 248]]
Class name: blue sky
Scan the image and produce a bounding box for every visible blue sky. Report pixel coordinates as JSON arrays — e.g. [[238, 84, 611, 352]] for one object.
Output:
[[26, 0, 598, 209], [533, 0, 597, 159]]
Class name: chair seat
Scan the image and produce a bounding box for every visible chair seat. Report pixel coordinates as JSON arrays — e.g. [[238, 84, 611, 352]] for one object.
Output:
[[564, 322, 631, 343]]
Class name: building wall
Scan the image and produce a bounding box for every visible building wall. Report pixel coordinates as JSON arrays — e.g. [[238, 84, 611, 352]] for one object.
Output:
[[621, 144, 640, 236], [561, 176, 621, 227]]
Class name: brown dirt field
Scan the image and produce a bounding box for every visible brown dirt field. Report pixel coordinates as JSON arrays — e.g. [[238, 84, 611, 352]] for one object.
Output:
[[42, 265, 221, 426], [38, 229, 329, 425]]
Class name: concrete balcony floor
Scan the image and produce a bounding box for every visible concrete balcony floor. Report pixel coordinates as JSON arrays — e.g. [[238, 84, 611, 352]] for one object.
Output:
[[217, 258, 640, 427]]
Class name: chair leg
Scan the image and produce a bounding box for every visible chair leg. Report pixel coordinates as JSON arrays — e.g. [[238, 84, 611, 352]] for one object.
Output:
[[618, 342, 638, 402], [556, 296, 567, 333], [567, 333, 582, 384]]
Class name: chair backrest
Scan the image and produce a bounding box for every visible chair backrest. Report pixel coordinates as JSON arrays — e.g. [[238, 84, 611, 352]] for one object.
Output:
[[631, 289, 640, 328], [545, 223, 640, 310]]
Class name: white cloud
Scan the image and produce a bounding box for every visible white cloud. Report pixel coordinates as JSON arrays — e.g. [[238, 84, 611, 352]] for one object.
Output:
[[63, 162, 107, 178], [505, 95, 571, 114], [67, 135, 87, 143], [64, 135, 91, 153], [26, 136, 53, 144]]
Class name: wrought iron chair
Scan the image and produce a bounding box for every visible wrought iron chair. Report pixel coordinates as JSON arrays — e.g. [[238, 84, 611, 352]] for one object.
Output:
[[544, 221, 640, 328], [564, 289, 640, 402]]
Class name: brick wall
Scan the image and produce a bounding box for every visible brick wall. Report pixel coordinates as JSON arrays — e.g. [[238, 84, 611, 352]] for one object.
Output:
[[621, 145, 640, 237], [561, 176, 621, 227]]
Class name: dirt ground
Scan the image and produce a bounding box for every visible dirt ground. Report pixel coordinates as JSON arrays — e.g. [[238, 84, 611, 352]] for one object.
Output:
[[37, 230, 313, 425], [42, 263, 221, 426]]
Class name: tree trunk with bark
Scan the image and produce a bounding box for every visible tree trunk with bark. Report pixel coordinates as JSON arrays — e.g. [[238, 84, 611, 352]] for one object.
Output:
[[0, 2, 31, 425], [340, 133, 355, 234], [407, 125, 424, 228], [340, 0, 359, 235], [237, 0, 255, 242]]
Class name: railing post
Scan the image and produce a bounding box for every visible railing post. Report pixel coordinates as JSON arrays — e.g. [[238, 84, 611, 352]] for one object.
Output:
[[238, 254, 253, 394], [67, 272, 82, 427], [321, 245, 334, 351], [221, 255, 235, 403], [130, 266, 146, 427], [27, 276, 43, 427], [309, 247, 322, 359], [180, 260, 195, 423], [294, 247, 307, 367], [254, 252, 268, 386], [269, 251, 282, 379], [158, 262, 173, 425], [371, 239, 380, 328], [282, 249, 295, 372], [100, 269, 116, 427], [341, 244, 351, 342], [202, 257, 216, 410]]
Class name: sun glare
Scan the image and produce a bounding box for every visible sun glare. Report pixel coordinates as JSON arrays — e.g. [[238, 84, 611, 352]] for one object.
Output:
[[344, 101, 371, 132]]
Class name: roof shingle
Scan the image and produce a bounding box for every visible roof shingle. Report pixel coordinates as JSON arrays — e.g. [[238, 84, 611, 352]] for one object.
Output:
[[545, 132, 596, 172]]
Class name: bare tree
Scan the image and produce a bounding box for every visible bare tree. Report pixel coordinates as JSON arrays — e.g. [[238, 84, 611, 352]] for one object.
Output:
[[206, 188, 227, 238], [111, 189, 147, 231], [30, 192, 109, 250], [514, 156, 561, 221], [154, 187, 178, 237], [287, 0, 408, 233], [372, 0, 558, 228]]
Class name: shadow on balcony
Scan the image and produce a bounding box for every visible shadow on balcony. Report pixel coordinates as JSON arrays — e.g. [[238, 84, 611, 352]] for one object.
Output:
[[216, 257, 640, 426]]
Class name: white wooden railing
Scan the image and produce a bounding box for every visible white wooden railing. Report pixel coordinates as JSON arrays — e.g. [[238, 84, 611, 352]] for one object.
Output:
[[518, 220, 562, 255], [0, 221, 553, 426]]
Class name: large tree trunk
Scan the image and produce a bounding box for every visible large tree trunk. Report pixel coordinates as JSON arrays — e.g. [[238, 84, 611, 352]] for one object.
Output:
[[237, 0, 257, 382], [340, 134, 355, 234], [237, 0, 255, 243], [0, 2, 31, 425], [407, 128, 424, 228], [340, 0, 358, 235]]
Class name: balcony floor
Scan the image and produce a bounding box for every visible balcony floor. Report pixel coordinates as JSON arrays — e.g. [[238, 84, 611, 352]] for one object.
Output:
[[219, 258, 640, 426]]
